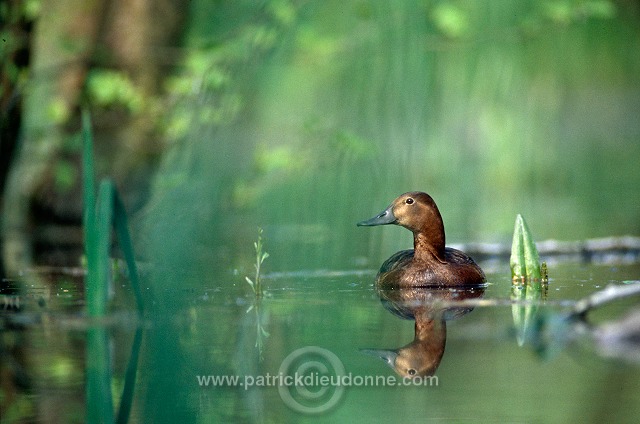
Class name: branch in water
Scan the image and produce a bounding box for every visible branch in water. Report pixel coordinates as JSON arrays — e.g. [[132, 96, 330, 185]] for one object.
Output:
[[571, 283, 640, 318]]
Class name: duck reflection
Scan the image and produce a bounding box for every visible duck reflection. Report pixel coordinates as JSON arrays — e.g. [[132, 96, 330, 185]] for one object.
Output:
[[362, 284, 485, 377]]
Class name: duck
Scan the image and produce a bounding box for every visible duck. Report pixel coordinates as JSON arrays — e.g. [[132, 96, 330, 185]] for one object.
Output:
[[357, 191, 485, 288], [361, 284, 486, 377]]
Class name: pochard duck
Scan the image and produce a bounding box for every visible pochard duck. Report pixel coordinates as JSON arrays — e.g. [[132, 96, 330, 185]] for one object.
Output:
[[358, 191, 485, 288], [362, 284, 486, 377]]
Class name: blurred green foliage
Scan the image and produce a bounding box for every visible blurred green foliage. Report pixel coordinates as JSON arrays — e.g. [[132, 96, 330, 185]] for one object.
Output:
[[86, 71, 145, 113], [432, 3, 469, 38], [140, 0, 640, 276], [52, 160, 77, 193], [7, 2, 638, 271]]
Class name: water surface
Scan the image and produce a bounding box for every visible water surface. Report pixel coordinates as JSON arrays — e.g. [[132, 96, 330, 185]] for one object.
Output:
[[3, 260, 640, 423]]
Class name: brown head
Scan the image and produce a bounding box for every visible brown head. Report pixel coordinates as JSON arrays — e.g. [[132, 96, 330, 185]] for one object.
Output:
[[361, 318, 446, 378], [358, 192, 446, 261]]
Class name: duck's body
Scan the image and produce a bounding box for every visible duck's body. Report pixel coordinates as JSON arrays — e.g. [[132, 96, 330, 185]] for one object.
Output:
[[358, 191, 485, 288], [377, 247, 484, 289]]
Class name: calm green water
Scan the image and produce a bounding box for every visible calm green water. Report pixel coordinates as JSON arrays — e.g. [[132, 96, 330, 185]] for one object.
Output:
[[3, 260, 640, 423]]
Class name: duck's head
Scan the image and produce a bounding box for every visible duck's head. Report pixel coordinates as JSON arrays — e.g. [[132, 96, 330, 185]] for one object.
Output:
[[360, 318, 446, 378], [357, 191, 444, 236], [360, 345, 442, 378]]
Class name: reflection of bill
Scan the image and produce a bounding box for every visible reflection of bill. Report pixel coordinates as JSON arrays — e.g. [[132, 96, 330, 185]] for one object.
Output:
[[278, 346, 346, 414]]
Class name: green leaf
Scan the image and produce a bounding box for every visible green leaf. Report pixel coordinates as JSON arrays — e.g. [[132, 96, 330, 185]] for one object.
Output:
[[82, 110, 96, 271], [245, 276, 254, 288], [113, 189, 145, 314], [510, 214, 542, 281], [90, 180, 114, 317], [82, 109, 144, 424]]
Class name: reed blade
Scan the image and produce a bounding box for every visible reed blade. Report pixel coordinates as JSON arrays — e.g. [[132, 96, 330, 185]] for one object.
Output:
[[114, 190, 145, 314], [510, 214, 542, 281]]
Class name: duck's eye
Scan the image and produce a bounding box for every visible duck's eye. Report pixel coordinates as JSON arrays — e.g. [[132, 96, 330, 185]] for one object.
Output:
[[405, 198, 414, 205], [407, 368, 417, 376]]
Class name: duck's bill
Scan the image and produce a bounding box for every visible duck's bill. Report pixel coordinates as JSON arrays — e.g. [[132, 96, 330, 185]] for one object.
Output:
[[357, 205, 397, 226], [359, 348, 398, 368]]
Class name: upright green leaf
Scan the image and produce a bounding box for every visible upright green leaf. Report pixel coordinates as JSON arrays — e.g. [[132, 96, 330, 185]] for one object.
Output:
[[82, 110, 97, 292], [113, 190, 145, 314], [83, 112, 114, 423], [82, 110, 145, 423], [88, 181, 114, 317], [510, 214, 542, 281]]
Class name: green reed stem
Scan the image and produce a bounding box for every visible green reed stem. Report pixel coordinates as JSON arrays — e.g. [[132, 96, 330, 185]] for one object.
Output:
[[245, 227, 269, 298], [82, 110, 144, 423]]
